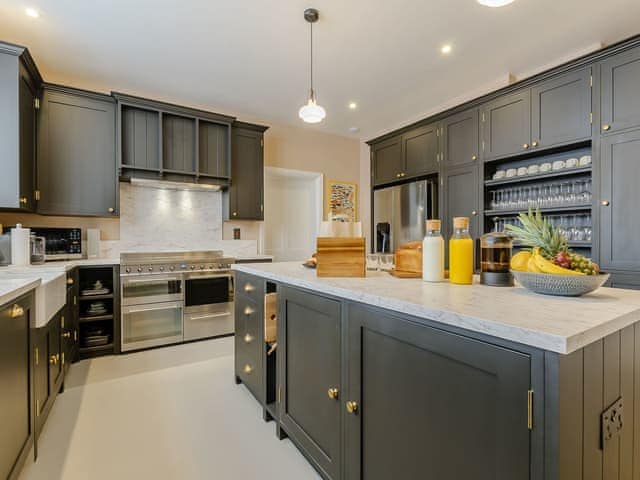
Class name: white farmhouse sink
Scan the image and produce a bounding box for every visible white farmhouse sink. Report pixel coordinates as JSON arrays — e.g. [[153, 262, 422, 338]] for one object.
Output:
[[2, 271, 66, 328]]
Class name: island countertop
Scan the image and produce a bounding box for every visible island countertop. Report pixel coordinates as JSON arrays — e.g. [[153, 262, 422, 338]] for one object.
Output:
[[232, 261, 640, 354]]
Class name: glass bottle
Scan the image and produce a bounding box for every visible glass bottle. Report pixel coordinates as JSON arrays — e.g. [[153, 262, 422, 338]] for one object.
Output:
[[422, 220, 444, 282], [449, 217, 474, 285]]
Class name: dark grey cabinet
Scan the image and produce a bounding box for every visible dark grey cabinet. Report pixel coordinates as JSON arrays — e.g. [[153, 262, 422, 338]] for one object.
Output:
[[599, 129, 640, 271], [531, 68, 592, 149], [162, 114, 196, 173], [442, 108, 479, 168], [481, 90, 531, 160], [372, 135, 403, 186], [229, 122, 267, 220], [199, 120, 230, 178], [442, 164, 480, 242], [402, 123, 439, 177], [37, 85, 117, 217], [0, 293, 33, 480], [345, 304, 531, 480], [279, 286, 342, 480], [0, 43, 41, 212], [120, 106, 160, 171], [601, 45, 640, 134]]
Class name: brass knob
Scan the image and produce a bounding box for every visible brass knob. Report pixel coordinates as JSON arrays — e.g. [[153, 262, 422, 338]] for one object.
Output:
[[19, 197, 28, 205], [523, 143, 530, 149], [602, 124, 611, 131], [10, 304, 24, 318], [601, 200, 610, 206], [328, 388, 339, 400], [49, 354, 59, 365], [396, 173, 401, 178], [471, 210, 478, 216], [62, 332, 71, 339], [346, 401, 359, 414], [244, 306, 254, 315], [244, 333, 254, 344], [243, 283, 255, 293], [67, 277, 74, 285], [108, 207, 115, 213], [471, 155, 478, 161], [532, 141, 539, 147], [232, 212, 238, 217], [243, 364, 253, 374]]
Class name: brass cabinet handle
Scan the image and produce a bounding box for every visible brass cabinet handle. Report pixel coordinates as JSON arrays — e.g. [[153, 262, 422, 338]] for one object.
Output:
[[108, 207, 115, 213], [396, 173, 401, 178], [243, 283, 255, 293], [244, 306, 255, 315], [471, 210, 478, 216], [602, 124, 611, 131], [74, 330, 78, 341], [532, 141, 539, 147], [10, 304, 24, 318], [49, 354, 59, 365], [232, 212, 238, 217], [328, 388, 339, 400], [401, 172, 406, 177], [471, 155, 478, 161], [601, 200, 610, 206], [243, 364, 253, 374], [62, 332, 71, 339], [346, 401, 359, 414], [67, 277, 74, 285], [243, 333, 254, 343], [19, 197, 28, 205], [523, 143, 530, 149]]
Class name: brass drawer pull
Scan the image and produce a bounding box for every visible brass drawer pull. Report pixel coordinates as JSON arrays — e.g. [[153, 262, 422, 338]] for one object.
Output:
[[523, 143, 530, 149], [328, 388, 339, 400], [243, 364, 253, 374], [244, 333, 254, 344], [49, 354, 59, 365], [471, 155, 478, 161], [532, 141, 539, 147], [244, 306, 255, 316], [243, 283, 255, 293], [601, 200, 610, 206], [346, 401, 359, 414], [62, 332, 72, 339], [67, 277, 74, 285], [602, 124, 611, 131], [10, 304, 24, 318]]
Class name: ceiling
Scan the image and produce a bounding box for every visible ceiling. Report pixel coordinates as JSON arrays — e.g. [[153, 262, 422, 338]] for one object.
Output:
[[1, 0, 639, 140]]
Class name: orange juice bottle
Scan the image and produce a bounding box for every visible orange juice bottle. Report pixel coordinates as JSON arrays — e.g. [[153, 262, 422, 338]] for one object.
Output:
[[449, 217, 474, 285]]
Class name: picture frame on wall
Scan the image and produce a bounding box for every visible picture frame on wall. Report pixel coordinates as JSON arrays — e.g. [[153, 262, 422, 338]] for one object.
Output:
[[326, 179, 358, 222]]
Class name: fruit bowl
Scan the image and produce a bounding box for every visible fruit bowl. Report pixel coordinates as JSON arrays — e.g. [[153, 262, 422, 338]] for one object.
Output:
[[511, 270, 610, 297]]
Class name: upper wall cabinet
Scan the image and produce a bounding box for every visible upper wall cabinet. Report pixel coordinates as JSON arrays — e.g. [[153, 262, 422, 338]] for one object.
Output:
[[480, 90, 531, 161], [372, 135, 403, 186], [114, 92, 233, 186], [601, 46, 640, 134], [442, 108, 479, 168], [531, 68, 592, 149], [0, 43, 41, 212], [37, 85, 118, 217], [402, 123, 439, 178], [229, 122, 268, 220]]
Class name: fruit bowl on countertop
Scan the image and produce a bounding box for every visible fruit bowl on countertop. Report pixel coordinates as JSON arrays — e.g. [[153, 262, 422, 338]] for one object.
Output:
[[511, 270, 610, 297]]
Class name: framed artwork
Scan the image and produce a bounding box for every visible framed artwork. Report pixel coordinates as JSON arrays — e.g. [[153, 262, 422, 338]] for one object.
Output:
[[326, 179, 358, 222]]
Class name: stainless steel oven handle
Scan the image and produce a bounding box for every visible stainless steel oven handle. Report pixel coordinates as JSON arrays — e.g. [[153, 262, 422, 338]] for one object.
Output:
[[125, 305, 182, 314], [189, 312, 231, 321], [124, 276, 183, 284]]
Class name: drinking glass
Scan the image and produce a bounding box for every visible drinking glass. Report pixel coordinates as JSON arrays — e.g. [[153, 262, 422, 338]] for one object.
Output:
[[584, 179, 593, 203], [551, 183, 562, 207], [366, 253, 380, 271], [490, 191, 498, 210], [560, 182, 571, 205], [379, 254, 394, 272]]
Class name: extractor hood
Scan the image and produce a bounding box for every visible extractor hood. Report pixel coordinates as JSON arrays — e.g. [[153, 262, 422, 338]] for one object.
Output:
[[129, 178, 223, 192]]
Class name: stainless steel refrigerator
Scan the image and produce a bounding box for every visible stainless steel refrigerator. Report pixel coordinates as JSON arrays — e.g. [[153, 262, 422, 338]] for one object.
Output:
[[373, 178, 438, 253]]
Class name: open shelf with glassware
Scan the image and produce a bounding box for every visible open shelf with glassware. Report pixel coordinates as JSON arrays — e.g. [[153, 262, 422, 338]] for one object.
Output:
[[483, 145, 594, 255]]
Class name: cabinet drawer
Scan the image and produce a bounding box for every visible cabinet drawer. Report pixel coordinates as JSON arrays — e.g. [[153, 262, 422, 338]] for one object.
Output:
[[235, 272, 264, 304], [234, 295, 263, 402]]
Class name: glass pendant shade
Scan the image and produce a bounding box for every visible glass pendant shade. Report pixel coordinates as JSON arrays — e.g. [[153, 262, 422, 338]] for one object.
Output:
[[299, 92, 326, 124], [477, 0, 515, 6]]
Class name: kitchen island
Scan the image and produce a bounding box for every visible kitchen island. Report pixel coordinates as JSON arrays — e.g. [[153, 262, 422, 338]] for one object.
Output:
[[232, 261, 640, 480]]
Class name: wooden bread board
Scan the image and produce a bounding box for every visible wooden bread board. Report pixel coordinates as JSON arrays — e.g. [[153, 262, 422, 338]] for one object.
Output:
[[316, 237, 366, 278], [264, 292, 277, 343]]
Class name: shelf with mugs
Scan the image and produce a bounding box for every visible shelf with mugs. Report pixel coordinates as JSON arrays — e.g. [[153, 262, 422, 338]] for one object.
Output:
[[484, 165, 592, 187]]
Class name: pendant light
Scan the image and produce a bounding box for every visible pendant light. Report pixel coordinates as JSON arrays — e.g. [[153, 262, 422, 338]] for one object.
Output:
[[299, 8, 326, 124]]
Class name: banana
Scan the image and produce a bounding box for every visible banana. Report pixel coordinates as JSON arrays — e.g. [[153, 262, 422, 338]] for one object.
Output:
[[533, 252, 585, 276], [527, 256, 543, 273]]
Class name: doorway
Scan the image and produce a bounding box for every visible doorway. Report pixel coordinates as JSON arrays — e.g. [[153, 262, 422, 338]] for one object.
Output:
[[264, 167, 323, 262]]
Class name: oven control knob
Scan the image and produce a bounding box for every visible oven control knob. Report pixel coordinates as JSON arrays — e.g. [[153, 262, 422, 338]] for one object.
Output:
[[191, 265, 196, 270], [181, 264, 186, 270], [137, 267, 142, 273], [125, 267, 131, 273], [159, 266, 165, 271], [200, 265, 205, 269], [170, 266, 175, 271], [148, 267, 153, 272], [210, 265, 214, 270]]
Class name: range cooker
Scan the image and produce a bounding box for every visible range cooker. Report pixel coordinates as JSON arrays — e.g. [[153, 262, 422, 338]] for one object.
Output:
[[120, 251, 235, 351]]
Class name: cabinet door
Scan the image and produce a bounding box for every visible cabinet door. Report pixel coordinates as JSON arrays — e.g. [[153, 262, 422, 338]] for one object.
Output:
[[345, 304, 531, 480], [279, 287, 341, 480], [48, 313, 63, 394], [230, 128, 264, 220], [402, 123, 439, 177], [601, 46, 640, 133], [372, 135, 402, 186], [162, 114, 196, 173], [198, 121, 229, 178], [0, 299, 31, 480], [442, 108, 479, 168], [33, 328, 49, 430], [37, 88, 117, 216], [18, 65, 36, 212], [481, 90, 531, 160], [531, 68, 592, 149], [599, 129, 640, 271], [443, 164, 480, 241], [234, 294, 264, 403]]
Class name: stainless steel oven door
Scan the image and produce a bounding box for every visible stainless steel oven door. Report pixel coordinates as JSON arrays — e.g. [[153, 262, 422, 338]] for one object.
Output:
[[183, 271, 234, 340], [121, 301, 184, 351], [184, 304, 234, 341], [121, 274, 183, 306]]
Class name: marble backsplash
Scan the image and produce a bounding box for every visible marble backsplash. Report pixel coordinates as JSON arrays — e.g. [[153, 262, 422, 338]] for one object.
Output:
[[103, 183, 257, 258]]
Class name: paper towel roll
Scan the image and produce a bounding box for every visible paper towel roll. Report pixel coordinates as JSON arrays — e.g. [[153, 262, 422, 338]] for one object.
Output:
[[11, 224, 31, 266]]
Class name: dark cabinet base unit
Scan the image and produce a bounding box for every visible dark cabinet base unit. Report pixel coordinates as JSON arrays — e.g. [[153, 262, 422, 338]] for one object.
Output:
[[233, 270, 640, 480]]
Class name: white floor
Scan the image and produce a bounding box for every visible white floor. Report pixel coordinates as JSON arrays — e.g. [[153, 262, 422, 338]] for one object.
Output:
[[19, 338, 320, 480]]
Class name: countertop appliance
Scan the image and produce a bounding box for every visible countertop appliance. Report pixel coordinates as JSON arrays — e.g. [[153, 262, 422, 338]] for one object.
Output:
[[373, 178, 438, 253], [28, 227, 82, 261], [120, 251, 235, 351]]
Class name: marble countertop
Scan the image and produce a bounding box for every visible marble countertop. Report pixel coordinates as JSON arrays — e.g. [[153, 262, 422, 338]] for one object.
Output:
[[232, 262, 640, 354], [0, 277, 41, 307]]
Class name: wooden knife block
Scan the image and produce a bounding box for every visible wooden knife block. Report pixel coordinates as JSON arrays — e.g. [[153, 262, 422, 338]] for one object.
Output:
[[316, 237, 366, 278]]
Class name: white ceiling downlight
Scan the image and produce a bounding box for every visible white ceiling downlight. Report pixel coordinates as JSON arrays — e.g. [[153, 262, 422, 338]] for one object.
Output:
[[477, 0, 515, 7], [441, 44, 452, 54], [25, 7, 40, 18]]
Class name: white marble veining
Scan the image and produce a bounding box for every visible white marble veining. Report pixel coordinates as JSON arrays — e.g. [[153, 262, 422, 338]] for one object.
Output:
[[233, 262, 640, 354], [0, 277, 40, 308]]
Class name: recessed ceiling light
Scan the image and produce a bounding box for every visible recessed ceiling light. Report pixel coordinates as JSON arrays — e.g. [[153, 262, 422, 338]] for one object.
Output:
[[441, 44, 452, 55], [348, 102, 357, 110], [477, 0, 515, 7], [25, 7, 40, 18], [349, 127, 360, 133]]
